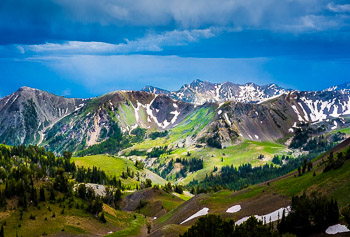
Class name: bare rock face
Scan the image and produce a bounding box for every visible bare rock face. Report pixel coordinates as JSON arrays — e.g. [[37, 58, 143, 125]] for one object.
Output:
[[196, 96, 297, 147], [0, 86, 86, 146], [195, 90, 350, 147]]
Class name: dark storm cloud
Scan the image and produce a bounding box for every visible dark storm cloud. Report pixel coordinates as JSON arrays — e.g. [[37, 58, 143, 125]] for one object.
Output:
[[1, 0, 350, 98], [1, 0, 350, 45]]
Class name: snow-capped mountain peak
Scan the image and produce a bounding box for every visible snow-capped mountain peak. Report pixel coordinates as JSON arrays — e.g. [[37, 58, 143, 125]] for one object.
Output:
[[142, 79, 289, 105]]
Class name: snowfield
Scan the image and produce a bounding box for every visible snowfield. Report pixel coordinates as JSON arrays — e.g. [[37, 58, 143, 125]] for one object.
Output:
[[180, 207, 209, 224], [325, 224, 350, 235], [226, 205, 241, 213], [235, 206, 290, 225]]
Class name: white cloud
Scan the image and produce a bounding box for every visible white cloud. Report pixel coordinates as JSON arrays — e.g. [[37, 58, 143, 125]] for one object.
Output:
[[287, 15, 342, 32], [24, 28, 217, 54], [327, 3, 350, 13]]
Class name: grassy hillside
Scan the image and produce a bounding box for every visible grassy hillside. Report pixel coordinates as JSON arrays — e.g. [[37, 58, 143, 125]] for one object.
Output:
[[121, 188, 185, 218], [126, 139, 289, 185], [179, 140, 289, 185], [151, 139, 350, 236], [1, 199, 146, 237], [72, 155, 167, 186]]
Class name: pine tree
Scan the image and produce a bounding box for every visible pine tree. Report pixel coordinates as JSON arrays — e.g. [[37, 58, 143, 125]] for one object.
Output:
[[100, 212, 106, 223], [30, 186, 38, 206], [49, 188, 55, 201], [0, 224, 4, 237], [40, 187, 45, 202]]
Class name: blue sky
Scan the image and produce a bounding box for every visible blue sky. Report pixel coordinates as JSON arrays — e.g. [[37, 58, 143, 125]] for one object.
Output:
[[1, 0, 350, 98]]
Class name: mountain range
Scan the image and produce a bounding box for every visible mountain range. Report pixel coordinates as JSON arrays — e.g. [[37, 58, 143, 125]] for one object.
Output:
[[1, 80, 350, 154], [142, 79, 289, 104]]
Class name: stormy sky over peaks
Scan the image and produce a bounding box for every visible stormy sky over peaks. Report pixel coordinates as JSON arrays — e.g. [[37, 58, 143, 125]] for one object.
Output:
[[1, 0, 350, 98]]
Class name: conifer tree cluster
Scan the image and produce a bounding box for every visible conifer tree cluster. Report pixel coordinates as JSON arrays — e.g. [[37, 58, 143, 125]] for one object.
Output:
[[278, 192, 339, 235]]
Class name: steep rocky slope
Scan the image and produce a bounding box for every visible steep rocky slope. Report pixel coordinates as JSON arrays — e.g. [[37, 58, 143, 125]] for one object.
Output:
[[198, 97, 297, 146], [0, 86, 86, 145], [283, 90, 350, 125], [194, 90, 350, 146], [42, 91, 196, 152]]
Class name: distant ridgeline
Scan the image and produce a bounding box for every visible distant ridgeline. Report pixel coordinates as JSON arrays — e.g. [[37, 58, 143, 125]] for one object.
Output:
[[1, 82, 350, 155]]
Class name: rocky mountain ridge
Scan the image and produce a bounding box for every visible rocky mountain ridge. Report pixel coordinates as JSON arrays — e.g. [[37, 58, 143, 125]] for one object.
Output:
[[1, 81, 350, 153], [0, 86, 86, 146], [142, 79, 290, 104]]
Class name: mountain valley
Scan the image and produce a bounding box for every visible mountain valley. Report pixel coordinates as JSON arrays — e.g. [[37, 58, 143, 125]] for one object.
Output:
[[1, 80, 350, 236]]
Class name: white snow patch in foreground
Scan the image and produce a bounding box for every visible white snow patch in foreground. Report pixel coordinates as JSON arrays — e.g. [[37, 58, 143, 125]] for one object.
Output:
[[325, 224, 350, 235], [226, 205, 241, 213], [236, 216, 252, 225], [236, 206, 290, 225], [180, 208, 209, 224]]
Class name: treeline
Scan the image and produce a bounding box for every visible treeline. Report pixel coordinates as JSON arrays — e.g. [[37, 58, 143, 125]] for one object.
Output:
[[180, 193, 340, 237], [187, 155, 312, 193], [75, 166, 122, 187], [180, 215, 277, 237], [206, 133, 222, 149], [0, 144, 135, 236], [271, 155, 290, 165], [151, 157, 203, 179], [159, 159, 174, 178], [176, 158, 204, 178], [149, 130, 168, 140], [290, 123, 343, 152], [130, 127, 146, 143], [126, 145, 170, 158], [147, 146, 169, 158], [303, 133, 343, 152], [159, 182, 184, 194], [0, 144, 124, 210], [125, 149, 147, 157], [278, 192, 339, 236], [289, 124, 312, 149], [297, 159, 313, 176], [323, 147, 350, 172]]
